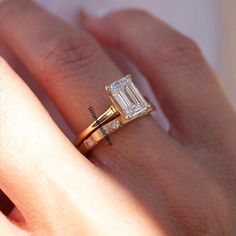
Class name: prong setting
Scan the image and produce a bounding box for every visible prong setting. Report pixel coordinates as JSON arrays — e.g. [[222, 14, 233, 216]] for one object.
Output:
[[106, 75, 153, 122]]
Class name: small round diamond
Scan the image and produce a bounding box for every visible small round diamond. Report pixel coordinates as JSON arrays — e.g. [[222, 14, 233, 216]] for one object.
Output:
[[111, 119, 121, 130], [84, 137, 95, 148], [101, 125, 109, 135]]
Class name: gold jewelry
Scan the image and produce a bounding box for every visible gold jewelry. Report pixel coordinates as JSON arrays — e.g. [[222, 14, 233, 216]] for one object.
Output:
[[75, 75, 154, 154], [75, 105, 119, 147], [78, 116, 123, 154]]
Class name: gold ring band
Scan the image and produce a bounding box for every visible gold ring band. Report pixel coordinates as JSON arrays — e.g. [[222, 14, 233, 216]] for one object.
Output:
[[75, 75, 154, 154], [78, 116, 123, 154], [75, 105, 119, 147]]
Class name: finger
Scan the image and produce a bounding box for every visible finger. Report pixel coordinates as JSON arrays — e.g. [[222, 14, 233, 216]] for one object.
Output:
[[0, 0, 174, 168], [0, 57, 176, 235], [0, 212, 29, 236], [0, 0, 123, 133], [85, 10, 236, 149], [0, 57, 96, 228]]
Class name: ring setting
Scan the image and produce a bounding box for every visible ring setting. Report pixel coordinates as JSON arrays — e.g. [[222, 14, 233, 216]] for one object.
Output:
[[105, 75, 153, 122], [75, 75, 154, 154]]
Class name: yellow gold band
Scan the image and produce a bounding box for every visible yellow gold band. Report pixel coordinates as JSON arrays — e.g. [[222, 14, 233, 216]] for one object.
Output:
[[75, 105, 119, 147], [78, 116, 123, 154], [75, 75, 154, 155]]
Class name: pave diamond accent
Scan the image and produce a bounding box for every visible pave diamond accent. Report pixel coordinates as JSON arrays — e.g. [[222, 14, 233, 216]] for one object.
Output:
[[107, 76, 149, 118], [101, 125, 109, 135], [100, 118, 121, 137], [110, 119, 121, 130], [84, 137, 95, 148]]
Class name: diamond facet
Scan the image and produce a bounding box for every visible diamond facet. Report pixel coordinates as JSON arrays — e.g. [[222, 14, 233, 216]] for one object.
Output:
[[108, 76, 149, 118]]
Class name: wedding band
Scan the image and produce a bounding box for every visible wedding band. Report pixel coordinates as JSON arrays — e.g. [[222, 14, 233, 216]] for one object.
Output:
[[78, 116, 123, 154], [75, 75, 154, 154], [75, 105, 119, 146]]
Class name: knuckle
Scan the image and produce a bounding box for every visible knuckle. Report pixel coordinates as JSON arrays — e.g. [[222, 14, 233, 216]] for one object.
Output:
[[38, 32, 99, 86], [117, 9, 202, 66], [157, 34, 203, 68], [175, 36, 202, 60]]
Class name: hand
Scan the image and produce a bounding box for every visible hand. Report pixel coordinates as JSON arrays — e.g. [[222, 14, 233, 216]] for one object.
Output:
[[1, 1, 236, 235]]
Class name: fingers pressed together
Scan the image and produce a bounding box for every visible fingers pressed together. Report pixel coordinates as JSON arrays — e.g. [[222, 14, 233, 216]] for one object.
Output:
[[0, 0, 236, 235]]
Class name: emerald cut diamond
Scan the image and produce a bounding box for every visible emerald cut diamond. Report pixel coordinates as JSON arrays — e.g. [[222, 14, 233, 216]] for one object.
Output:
[[106, 76, 150, 119]]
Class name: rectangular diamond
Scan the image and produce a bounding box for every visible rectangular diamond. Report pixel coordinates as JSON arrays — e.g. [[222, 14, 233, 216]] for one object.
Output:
[[107, 76, 149, 118]]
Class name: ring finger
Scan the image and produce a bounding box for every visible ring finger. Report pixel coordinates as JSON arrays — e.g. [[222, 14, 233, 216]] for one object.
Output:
[[0, 0, 170, 167]]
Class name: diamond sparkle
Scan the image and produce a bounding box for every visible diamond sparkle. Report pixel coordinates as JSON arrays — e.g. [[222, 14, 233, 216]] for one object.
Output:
[[110, 119, 121, 130], [107, 76, 149, 118], [84, 137, 95, 148]]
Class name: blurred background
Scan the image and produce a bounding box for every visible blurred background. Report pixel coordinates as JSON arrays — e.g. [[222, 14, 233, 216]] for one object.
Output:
[[34, 0, 236, 109]]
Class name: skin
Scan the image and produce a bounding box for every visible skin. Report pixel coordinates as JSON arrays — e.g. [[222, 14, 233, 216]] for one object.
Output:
[[0, 0, 236, 235]]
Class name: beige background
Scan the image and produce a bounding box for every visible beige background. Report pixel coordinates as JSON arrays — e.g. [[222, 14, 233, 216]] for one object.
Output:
[[35, 0, 236, 109]]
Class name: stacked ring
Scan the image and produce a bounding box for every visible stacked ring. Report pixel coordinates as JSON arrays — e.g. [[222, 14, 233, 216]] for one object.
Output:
[[75, 75, 154, 154]]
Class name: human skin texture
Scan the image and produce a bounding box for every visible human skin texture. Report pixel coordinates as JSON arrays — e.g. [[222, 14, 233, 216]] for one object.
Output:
[[0, 1, 236, 235]]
